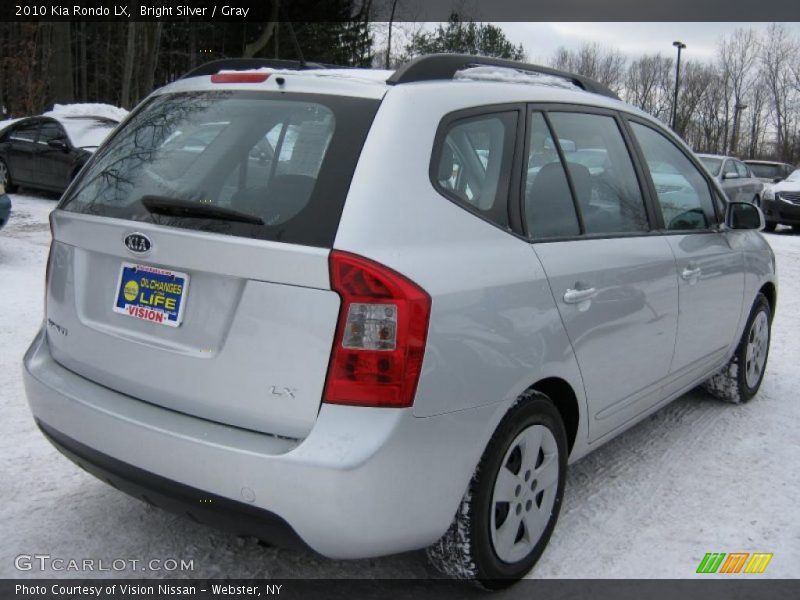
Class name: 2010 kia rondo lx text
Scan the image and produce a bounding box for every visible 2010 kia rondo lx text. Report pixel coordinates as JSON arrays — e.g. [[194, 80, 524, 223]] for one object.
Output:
[[23, 55, 777, 587]]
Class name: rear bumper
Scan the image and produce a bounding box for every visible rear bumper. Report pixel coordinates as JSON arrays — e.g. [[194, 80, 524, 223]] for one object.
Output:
[[763, 197, 800, 225], [24, 327, 494, 559]]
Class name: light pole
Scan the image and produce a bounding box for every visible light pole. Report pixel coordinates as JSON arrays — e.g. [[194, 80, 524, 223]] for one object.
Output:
[[671, 41, 686, 132], [731, 102, 748, 157]]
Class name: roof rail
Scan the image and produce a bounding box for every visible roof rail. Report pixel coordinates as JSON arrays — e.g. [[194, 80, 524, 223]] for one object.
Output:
[[180, 58, 329, 80], [387, 54, 620, 100]]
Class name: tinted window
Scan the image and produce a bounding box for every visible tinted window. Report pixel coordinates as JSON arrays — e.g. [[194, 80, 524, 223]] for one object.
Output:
[[734, 161, 749, 178], [8, 122, 39, 142], [630, 122, 716, 231], [747, 163, 782, 179], [434, 111, 517, 228], [38, 122, 66, 143], [524, 112, 580, 238], [60, 117, 118, 148], [699, 157, 722, 176], [548, 112, 649, 234], [723, 160, 737, 177], [60, 91, 379, 248]]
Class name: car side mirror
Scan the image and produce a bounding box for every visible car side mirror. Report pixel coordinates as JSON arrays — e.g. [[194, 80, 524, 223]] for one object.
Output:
[[773, 177, 783, 183], [722, 171, 739, 180], [725, 201, 764, 230], [47, 139, 68, 151]]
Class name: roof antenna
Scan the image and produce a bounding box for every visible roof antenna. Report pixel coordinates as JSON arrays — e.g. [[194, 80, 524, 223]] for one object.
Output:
[[279, 5, 306, 68]]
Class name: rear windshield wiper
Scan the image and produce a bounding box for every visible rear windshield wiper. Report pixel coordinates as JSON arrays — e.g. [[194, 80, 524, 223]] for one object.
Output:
[[140, 195, 264, 225]]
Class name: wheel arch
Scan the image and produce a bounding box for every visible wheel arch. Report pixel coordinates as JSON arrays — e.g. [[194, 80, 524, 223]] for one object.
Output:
[[525, 377, 580, 454], [759, 281, 776, 322]]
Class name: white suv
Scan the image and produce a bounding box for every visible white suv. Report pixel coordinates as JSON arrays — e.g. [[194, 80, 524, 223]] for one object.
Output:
[[24, 55, 776, 587]]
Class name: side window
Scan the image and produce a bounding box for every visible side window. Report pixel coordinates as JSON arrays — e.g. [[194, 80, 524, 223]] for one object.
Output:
[[524, 112, 580, 238], [735, 161, 749, 178], [630, 122, 717, 231], [723, 160, 737, 178], [547, 112, 650, 234], [434, 111, 517, 227], [9, 122, 39, 143], [38, 122, 66, 144]]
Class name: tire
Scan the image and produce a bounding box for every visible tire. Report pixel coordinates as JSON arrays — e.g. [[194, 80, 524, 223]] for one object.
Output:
[[702, 293, 771, 404], [793, 225, 800, 233], [763, 221, 777, 232], [0, 158, 18, 193], [426, 390, 568, 589]]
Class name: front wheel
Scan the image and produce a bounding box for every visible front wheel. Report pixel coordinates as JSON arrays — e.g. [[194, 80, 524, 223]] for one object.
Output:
[[702, 293, 771, 403], [426, 391, 567, 588]]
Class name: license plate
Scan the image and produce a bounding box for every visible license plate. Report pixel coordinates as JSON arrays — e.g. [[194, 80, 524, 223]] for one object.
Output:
[[113, 263, 190, 327]]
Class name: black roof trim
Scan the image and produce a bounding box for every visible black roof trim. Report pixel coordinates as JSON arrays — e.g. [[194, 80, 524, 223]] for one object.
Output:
[[387, 54, 620, 101]]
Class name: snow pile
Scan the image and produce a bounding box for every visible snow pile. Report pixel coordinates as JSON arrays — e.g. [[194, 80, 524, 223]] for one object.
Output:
[[58, 118, 118, 149], [43, 104, 128, 149], [0, 118, 20, 132], [454, 65, 582, 91], [44, 103, 128, 123]]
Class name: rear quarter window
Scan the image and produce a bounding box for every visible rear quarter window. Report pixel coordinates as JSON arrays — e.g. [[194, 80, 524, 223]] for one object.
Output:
[[60, 91, 379, 248], [431, 110, 518, 229]]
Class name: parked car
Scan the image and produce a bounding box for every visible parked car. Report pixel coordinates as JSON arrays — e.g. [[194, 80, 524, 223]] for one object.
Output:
[[23, 55, 776, 587], [0, 115, 120, 194], [697, 153, 764, 206], [761, 168, 800, 232], [744, 159, 795, 184], [0, 192, 9, 229]]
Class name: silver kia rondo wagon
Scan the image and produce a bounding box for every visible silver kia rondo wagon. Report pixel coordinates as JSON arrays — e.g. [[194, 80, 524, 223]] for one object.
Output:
[[23, 55, 777, 586]]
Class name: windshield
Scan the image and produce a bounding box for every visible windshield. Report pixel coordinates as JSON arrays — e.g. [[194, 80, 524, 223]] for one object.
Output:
[[60, 117, 118, 148], [699, 157, 722, 176], [747, 163, 782, 179], [60, 91, 379, 247]]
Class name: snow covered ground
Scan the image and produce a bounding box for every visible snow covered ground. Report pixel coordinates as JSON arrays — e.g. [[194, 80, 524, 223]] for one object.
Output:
[[1, 192, 798, 580]]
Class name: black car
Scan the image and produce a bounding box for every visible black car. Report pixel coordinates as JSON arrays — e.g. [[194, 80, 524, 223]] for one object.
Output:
[[0, 193, 10, 229], [0, 115, 119, 194]]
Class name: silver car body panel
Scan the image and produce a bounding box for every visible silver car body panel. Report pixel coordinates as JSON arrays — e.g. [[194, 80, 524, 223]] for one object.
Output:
[[24, 72, 778, 557]]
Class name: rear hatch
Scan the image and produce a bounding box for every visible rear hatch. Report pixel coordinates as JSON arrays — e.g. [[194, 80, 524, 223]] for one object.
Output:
[[46, 83, 381, 439]]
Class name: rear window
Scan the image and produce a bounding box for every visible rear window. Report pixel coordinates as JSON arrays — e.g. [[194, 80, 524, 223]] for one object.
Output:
[[60, 116, 118, 148], [747, 163, 782, 179], [60, 91, 379, 248]]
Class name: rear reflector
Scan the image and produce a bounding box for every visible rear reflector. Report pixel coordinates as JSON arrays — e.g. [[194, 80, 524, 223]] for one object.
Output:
[[324, 251, 431, 408], [210, 72, 270, 83]]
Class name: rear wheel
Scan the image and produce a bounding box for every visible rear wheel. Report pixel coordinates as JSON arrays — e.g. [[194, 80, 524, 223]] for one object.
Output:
[[426, 390, 567, 588], [0, 158, 18, 193], [702, 293, 771, 404]]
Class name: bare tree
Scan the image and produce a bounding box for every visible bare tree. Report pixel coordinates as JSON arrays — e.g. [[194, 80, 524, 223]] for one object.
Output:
[[759, 23, 798, 161], [624, 53, 673, 120], [551, 43, 627, 94], [719, 28, 758, 156]]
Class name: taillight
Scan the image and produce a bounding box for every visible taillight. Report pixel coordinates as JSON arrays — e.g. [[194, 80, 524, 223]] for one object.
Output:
[[324, 251, 431, 408]]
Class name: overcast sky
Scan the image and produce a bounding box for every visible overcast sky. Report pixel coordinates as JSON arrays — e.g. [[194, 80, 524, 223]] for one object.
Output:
[[476, 22, 800, 63]]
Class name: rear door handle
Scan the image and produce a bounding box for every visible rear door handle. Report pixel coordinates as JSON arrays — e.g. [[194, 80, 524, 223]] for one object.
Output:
[[563, 287, 598, 304], [681, 267, 701, 281]]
